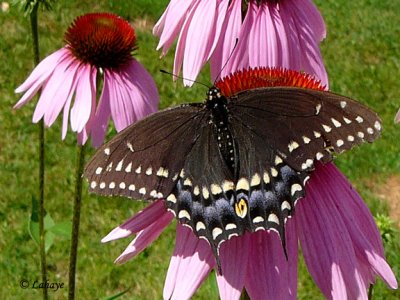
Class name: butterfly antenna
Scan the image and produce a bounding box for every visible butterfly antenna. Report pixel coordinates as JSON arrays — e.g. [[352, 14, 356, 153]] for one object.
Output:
[[213, 38, 239, 85], [160, 69, 210, 88]]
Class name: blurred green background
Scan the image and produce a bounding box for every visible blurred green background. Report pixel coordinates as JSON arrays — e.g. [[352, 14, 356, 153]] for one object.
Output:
[[0, 0, 399, 299]]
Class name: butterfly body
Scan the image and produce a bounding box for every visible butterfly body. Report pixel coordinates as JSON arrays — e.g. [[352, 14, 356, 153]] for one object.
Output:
[[84, 86, 381, 267], [206, 87, 239, 176]]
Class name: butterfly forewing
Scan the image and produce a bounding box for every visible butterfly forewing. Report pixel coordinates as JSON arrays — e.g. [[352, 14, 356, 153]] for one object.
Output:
[[230, 87, 382, 172], [84, 105, 208, 200]]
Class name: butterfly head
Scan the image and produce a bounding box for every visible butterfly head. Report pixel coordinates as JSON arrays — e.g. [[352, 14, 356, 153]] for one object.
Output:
[[207, 86, 222, 101]]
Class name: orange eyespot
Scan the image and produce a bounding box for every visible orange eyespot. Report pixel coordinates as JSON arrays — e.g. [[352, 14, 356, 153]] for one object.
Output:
[[235, 198, 248, 218]]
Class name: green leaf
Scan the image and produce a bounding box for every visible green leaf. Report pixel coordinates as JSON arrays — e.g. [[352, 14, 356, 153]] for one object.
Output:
[[48, 221, 72, 239], [45, 231, 55, 253], [99, 289, 130, 300], [28, 196, 40, 245], [28, 195, 55, 252]]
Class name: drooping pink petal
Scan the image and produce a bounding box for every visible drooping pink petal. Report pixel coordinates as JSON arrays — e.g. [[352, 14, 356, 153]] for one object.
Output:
[[70, 64, 96, 133], [123, 59, 159, 120], [106, 60, 158, 133], [15, 48, 69, 94], [249, 2, 278, 68], [286, 220, 299, 297], [224, 2, 254, 76], [281, 0, 328, 87], [172, 6, 195, 81], [31, 54, 76, 124], [61, 64, 86, 140], [76, 66, 97, 145], [102, 200, 167, 242], [312, 163, 398, 289], [90, 70, 111, 147], [153, 1, 168, 37], [43, 60, 80, 127], [270, 3, 290, 68], [206, 0, 230, 62], [215, 234, 250, 300], [296, 163, 397, 299], [244, 220, 298, 300], [114, 211, 173, 264], [182, 0, 217, 85], [108, 70, 135, 131], [278, 3, 302, 73], [154, 0, 194, 56], [210, 0, 242, 81], [291, 0, 326, 41], [164, 224, 214, 300]]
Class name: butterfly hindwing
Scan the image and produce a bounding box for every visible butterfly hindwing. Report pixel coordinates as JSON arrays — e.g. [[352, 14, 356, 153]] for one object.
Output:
[[164, 122, 238, 258], [228, 114, 308, 244]]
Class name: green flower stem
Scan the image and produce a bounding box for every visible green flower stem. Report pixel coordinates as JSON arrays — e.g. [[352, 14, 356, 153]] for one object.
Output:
[[68, 144, 86, 300], [368, 284, 374, 300], [30, 3, 48, 300]]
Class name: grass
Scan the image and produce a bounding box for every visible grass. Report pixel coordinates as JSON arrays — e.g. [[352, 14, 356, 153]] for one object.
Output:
[[1, 0, 399, 299]]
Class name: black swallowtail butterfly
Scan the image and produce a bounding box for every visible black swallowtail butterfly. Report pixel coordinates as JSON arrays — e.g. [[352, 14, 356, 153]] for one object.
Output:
[[84, 83, 381, 267]]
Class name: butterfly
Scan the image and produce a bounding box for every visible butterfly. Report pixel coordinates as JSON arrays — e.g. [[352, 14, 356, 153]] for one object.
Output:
[[84, 84, 381, 268]]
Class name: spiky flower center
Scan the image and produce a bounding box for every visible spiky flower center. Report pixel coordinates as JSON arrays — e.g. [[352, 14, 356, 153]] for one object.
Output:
[[215, 67, 325, 97], [64, 13, 137, 69]]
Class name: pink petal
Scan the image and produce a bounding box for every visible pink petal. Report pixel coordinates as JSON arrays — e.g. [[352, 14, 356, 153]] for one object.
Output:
[[164, 224, 214, 300], [123, 59, 159, 119], [152, 0, 168, 37], [107, 70, 135, 132], [102, 200, 167, 242], [296, 194, 364, 300], [61, 64, 87, 140], [76, 73, 97, 145], [281, 0, 328, 87], [216, 234, 250, 300], [43, 60, 80, 127], [205, 0, 230, 62], [395, 108, 400, 123], [279, 3, 302, 72], [61, 65, 89, 139], [15, 47, 69, 94], [248, 2, 278, 68], [76, 128, 89, 146], [90, 72, 111, 147], [314, 163, 398, 289], [244, 220, 298, 300], [77, 67, 97, 145], [31, 54, 76, 124], [295, 163, 397, 299], [270, 3, 290, 68], [114, 211, 173, 264], [291, 0, 326, 41], [227, 0, 255, 74], [70, 65, 96, 133], [106, 59, 159, 134], [210, 0, 242, 81], [154, 0, 194, 55], [172, 11, 193, 80], [182, 0, 217, 85]]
